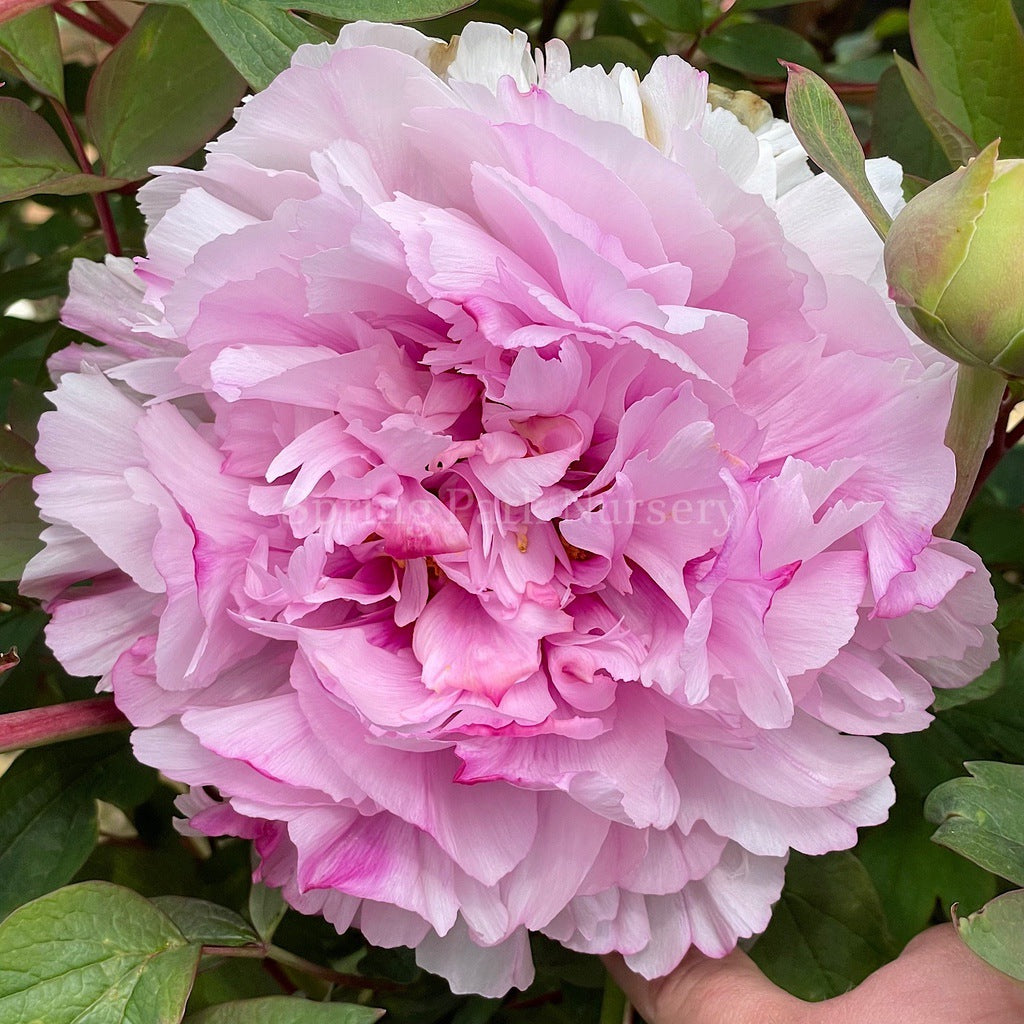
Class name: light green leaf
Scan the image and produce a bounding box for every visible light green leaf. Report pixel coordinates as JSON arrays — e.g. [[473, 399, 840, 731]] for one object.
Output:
[[703, 23, 825, 79], [86, 6, 246, 181], [750, 852, 898, 1001], [0, 98, 124, 202], [0, 475, 41, 580], [0, 881, 201, 1024], [633, 0, 702, 33], [926, 761, 1024, 887], [0, 6, 64, 102], [152, 0, 327, 91], [151, 898, 260, 948], [188, 997, 384, 1024], [910, 0, 1024, 156], [894, 55, 978, 168], [783, 62, 892, 240], [262, 0, 476, 20], [956, 890, 1024, 982], [248, 882, 286, 944]]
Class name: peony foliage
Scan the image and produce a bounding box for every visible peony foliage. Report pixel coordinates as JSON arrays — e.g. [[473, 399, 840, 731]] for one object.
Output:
[[0, 1, 1023, 1021]]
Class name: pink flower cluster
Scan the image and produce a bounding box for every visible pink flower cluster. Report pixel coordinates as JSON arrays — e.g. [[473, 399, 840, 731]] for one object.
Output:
[[25, 23, 996, 995]]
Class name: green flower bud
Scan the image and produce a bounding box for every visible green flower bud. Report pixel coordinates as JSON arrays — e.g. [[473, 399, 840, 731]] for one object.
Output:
[[884, 141, 1024, 380]]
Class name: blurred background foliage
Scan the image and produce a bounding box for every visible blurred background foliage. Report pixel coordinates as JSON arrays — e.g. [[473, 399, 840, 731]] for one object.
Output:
[[1, 2, 1023, 1021]]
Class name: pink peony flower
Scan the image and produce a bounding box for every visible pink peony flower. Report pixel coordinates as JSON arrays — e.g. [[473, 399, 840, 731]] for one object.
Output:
[[24, 23, 997, 995]]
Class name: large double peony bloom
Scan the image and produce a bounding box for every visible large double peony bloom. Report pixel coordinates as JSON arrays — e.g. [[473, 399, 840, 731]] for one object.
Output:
[[24, 23, 997, 995]]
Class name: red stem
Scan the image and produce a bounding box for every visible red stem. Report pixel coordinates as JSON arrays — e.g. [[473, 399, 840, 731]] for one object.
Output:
[[752, 78, 878, 99], [49, 98, 122, 256], [685, 6, 733, 63], [89, 1, 130, 34], [0, 698, 130, 754], [53, 2, 122, 47]]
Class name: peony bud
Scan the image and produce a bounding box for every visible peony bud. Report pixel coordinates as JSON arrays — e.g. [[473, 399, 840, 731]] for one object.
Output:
[[884, 141, 1024, 380]]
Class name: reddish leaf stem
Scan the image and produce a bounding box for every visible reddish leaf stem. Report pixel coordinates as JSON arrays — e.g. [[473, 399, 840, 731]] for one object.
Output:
[[89, 1, 130, 35], [967, 389, 1022, 506], [53, 2, 122, 46], [0, 697, 130, 754], [48, 98, 122, 256], [684, 6, 733, 63]]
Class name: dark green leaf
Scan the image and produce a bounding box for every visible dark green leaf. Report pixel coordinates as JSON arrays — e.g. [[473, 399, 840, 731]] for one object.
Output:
[[750, 851, 897, 1001], [888, 648, 1024, 801], [0, 750, 95, 922], [262, 0, 476, 19], [248, 882, 287, 944], [956, 890, 1024, 982], [783, 63, 892, 240], [933, 658, 1006, 712], [152, 898, 260, 948], [858, 798, 997, 947], [733, 0, 821, 9], [187, 997, 383, 1024], [0, 429, 43, 478], [633, 0, 702, 33], [86, 6, 247, 182], [703, 23, 825, 79], [0, 476, 42, 580], [0, 98, 125, 202], [0, 737, 155, 920], [571, 36, 654, 76], [926, 761, 1024, 886], [0, 881, 200, 1023], [871, 64, 962, 184], [152, 0, 328, 91], [0, 7, 64, 102], [184, 959, 281, 1014], [894, 55, 978, 167], [910, 0, 1024, 156]]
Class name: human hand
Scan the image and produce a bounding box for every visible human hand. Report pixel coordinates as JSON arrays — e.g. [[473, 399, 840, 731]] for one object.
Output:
[[603, 925, 1024, 1024]]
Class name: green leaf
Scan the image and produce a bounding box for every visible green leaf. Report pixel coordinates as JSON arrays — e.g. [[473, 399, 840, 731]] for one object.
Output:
[[0, 476, 42, 580], [750, 851, 898, 1001], [932, 658, 1005, 712], [0, 98, 125, 202], [858, 798, 997, 947], [0, 881, 201, 1024], [893, 55, 978, 167], [783, 62, 892, 240], [86, 6, 246, 182], [926, 761, 1024, 887], [0, 430, 43, 479], [0, 7, 65, 102], [703, 23, 825, 79], [0, 738, 155, 920], [633, 0, 702, 33], [733, 0, 821, 9], [910, 0, 1024, 156], [956, 890, 1024, 982], [0, 750, 95, 922], [248, 882, 287, 944], [871, 64, 954, 184], [152, 0, 328, 91], [571, 36, 654, 76], [188, 997, 383, 1024], [261, 0, 476, 19], [151, 898, 260, 948]]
